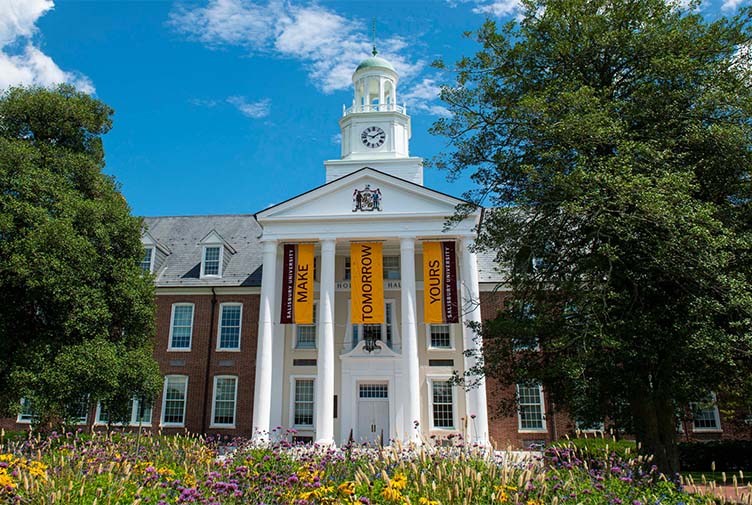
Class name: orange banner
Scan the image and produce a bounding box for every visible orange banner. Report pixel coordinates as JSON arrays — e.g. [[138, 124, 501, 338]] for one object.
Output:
[[280, 243, 314, 324], [423, 241, 459, 324], [351, 242, 384, 324]]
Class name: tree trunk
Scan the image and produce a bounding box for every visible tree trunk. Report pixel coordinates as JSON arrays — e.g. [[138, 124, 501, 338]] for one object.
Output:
[[631, 392, 680, 476]]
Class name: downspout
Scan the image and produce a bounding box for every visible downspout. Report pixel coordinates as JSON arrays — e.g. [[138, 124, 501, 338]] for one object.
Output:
[[201, 287, 218, 434]]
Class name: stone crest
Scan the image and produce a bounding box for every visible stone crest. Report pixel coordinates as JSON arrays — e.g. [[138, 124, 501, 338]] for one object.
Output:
[[352, 184, 382, 212]]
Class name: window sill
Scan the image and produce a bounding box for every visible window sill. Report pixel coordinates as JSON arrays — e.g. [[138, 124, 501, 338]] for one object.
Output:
[[167, 348, 192, 352], [16, 419, 31, 424], [216, 348, 241, 352], [160, 423, 186, 428], [427, 347, 455, 352], [210, 424, 236, 429], [692, 428, 722, 433], [429, 426, 457, 432], [518, 428, 548, 433]]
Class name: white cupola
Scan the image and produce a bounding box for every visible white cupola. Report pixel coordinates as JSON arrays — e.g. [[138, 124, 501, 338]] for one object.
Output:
[[325, 48, 424, 185]]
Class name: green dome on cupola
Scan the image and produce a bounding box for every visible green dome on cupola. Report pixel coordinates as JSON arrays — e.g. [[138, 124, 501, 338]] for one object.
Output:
[[356, 55, 396, 73]]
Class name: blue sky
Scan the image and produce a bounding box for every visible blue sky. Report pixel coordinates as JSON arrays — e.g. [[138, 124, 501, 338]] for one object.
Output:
[[1, 0, 748, 216]]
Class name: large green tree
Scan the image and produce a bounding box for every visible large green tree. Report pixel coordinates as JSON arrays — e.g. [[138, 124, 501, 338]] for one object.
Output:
[[434, 0, 752, 474], [0, 85, 161, 428]]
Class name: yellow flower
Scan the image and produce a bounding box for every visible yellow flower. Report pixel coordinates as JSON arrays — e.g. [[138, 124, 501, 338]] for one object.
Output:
[[496, 490, 508, 502], [418, 498, 439, 505], [391, 472, 407, 490], [381, 486, 404, 501], [526, 500, 540, 505], [157, 467, 175, 476], [28, 461, 47, 480], [338, 481, 356, 496], [0, 470, 15, 490]]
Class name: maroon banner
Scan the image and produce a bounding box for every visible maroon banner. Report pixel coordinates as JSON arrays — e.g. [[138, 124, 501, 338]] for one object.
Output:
[[280, 244, 296, 324], [441, 241, 459, 323]]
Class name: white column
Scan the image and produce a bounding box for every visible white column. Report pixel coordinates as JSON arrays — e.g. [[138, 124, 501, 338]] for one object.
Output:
[[315, 239, 336, 445], [460, 238, 490, 446], [269, 247, 285, 434], [252, 240, 278, 442], [400, 237, 421, 444]]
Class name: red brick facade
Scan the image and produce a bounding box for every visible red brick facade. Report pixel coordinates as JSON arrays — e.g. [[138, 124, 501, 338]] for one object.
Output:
[[3, 289, 747, 448]]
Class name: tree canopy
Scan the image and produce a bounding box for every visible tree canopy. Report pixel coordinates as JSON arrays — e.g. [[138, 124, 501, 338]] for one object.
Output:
[[0, 85, 161, 428], [433, 0, 752, 473]]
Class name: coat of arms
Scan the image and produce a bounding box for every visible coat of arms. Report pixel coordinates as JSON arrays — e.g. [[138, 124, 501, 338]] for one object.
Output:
[[352, 184, 382, 212]]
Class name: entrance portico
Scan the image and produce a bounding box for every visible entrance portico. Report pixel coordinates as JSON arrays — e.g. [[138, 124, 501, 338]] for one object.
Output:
[[251, 168, 489, 446]]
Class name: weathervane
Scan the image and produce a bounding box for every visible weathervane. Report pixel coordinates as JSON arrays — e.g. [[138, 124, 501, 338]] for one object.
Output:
[[371, 18, 378, 56]]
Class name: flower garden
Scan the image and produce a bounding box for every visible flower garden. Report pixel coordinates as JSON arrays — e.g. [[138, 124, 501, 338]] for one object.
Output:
[[0, 430, 740, 504]]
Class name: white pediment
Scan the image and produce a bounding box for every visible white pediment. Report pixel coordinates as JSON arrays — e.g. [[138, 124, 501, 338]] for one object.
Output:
[[256, 168, 468, 222]]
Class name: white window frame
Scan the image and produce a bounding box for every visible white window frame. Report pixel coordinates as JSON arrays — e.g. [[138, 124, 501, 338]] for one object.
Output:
[[293, 302, 318, 350], [289, 375, 316, 430], [383, 255, 401, 280], [95, 397, 152, 427], [168, 303, 194, 351], [690, 393, 722, 433], [210, 375, 238, 428], [200, 245, 223, 278], [17, 397, 34, 424], [141, 246, 155, 273], [426, 376, 458, 431], [575, 420, 605, 433], [517, 383, 547, 433], [161, 375, 189, 427], [347, 299, 398, 350], [426, 324, 455, 351], [216, 303, 242, 351]]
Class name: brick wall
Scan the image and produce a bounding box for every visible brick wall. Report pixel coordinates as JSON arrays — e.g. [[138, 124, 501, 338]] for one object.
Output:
[[0, 292, 260, 437]]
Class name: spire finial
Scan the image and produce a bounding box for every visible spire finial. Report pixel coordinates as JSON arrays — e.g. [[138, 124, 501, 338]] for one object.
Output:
[[371, 18, 377, 56]]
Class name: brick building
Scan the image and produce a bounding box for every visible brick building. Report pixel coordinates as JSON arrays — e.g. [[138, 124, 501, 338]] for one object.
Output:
[[3, 54, 740, 448]]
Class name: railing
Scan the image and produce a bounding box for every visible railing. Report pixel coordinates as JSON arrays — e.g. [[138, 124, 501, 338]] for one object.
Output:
[[343, 103, 406, 116]]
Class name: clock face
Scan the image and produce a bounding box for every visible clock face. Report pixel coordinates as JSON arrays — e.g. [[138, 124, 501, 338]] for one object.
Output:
[[361, 126, 386, 148]]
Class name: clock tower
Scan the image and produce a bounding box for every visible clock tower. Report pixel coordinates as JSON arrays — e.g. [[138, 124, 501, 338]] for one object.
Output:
[[325, 50, 424, 185]]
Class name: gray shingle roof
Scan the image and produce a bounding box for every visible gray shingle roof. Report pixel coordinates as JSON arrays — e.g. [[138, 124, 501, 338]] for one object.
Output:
[[476, 248, 506, 284], [143, 215, 263, 287]]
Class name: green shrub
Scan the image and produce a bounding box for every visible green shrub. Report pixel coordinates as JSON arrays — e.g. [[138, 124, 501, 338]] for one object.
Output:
[[552, 436, 638, 460], [678, 440, 752, 471]]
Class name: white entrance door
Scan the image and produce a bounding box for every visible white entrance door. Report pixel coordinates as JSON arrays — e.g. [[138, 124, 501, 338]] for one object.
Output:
[[357, 383, 390, 445]]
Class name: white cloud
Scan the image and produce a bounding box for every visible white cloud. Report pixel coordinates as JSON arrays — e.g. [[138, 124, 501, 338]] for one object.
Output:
[[331, 133, 342, 145], [401, 77, 451, 117], [0, 0, 94, 93], [169, 1, 423, 93], [722, 0, 745, 11], [227, 96, 271, 118], [471, 0, 522, 17]]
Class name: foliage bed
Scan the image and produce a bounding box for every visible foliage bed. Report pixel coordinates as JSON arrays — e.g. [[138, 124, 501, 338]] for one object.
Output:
[[0, 431, 725, 504], [678, 440, 752, 472]]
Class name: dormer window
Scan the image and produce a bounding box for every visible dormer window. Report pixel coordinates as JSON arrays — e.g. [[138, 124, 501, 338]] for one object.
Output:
[[198, 229, 236, 279], [141, 246, 155, 272], [202, 246, 222, 277]]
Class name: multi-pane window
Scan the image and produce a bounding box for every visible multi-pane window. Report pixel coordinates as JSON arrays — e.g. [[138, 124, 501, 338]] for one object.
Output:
[[69, 396, 89, 424], [352, 302, 394, 348], [212, 376, 237, 427], [203, 246, 221, 276], [429, 325, 451, 349], [690, 395, 721, 431], [96, 398, 152, 426], [296, 304, 317, 349], [359, 384, 388, 398], [17, 397, 34, 423], [169, 304, 194, 350], [517, 384, 546, 431], [162, 376, 188, 425], [218, 304, 242, 350], [431, 380, 455, 429], [345, 256, 400, 280], [294, 379, 314, 427], [575, 420, 605, 432], [383, 256, 400, 280], [140, 247, 154, 272]]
